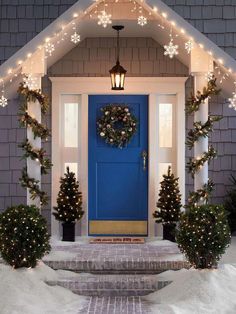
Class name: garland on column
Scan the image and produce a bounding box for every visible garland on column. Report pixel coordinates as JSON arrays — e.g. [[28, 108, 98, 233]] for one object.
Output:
[[186, 115, 222, 149], [187, 179, 214, 207], [18, 83, 52, 206], [19, 139, 52, 175], [186, 76, 221, 204], [185, 78, 220, 114]]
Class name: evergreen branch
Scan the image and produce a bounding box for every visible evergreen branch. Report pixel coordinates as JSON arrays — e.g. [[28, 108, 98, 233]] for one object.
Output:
[[19, 139, 53, 175], [19, 168, 49, 206], [185, 78, 221, 115], [187, 146, 217, 178], [187, 179, 215, 207], [18, 112, 50, 140], [186, 115, 222, 149], [18, 83, 49, 115]]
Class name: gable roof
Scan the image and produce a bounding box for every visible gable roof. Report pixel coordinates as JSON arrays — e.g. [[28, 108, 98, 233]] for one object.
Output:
[[0, 0, 235, 96]]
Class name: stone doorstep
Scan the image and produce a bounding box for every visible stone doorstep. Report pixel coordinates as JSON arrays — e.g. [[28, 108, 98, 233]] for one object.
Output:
[[46, 274, 172, 297], [44, 259, 189, 273]]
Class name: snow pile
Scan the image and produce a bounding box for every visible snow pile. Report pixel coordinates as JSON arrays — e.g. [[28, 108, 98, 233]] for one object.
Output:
[[0, 262, 87, 314], [145, 264, 236, 314]]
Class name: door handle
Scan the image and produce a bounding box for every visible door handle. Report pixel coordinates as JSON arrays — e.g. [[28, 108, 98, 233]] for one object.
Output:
[[141, 150, 148, 171]]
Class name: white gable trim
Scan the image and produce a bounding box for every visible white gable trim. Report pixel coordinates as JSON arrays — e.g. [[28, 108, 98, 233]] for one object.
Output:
[[0, 0, 236, 83]]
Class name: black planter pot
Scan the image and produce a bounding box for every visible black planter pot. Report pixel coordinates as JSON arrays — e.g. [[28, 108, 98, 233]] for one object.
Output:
[[163, 224, 176, 242], [62, 222, 75, 242]]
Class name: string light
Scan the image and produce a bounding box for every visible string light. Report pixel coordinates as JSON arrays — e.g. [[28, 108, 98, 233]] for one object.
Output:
[[23, 74, 38, 90], [0, 0, 235, 112], [70, 21, 80, 44], [185, 40, 194, 54], [0, 79, 8, 108], [205, 71, 214, 82], [138, 15, 147, 26], [164, 27, 178, 59], [45, 41, 55, 57]]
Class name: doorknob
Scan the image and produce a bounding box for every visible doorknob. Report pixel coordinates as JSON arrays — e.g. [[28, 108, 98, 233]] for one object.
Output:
[[141, 150, 148, 171]]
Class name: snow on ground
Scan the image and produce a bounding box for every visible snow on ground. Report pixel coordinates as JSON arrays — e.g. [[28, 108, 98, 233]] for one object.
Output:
[[0, 262, 87, 314], [145, 237, 236, 314], [220, 236, 236, 265], [145, 265, 236, 314]]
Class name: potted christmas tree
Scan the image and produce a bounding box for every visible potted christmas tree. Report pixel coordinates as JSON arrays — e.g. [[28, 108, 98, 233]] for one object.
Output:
[[153, 166, 182, 242], [53, 167, 84, 241]]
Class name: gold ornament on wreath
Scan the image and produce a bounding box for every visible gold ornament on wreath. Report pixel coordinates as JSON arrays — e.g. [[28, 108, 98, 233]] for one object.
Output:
[[97, 105, 138, 148]]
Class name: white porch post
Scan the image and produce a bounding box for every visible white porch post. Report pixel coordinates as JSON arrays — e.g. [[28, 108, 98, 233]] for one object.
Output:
[[22, 49, 46, 208], [193, 74, 209, 190], [190, 46, 213, 192], [26, 75, 42, 207]]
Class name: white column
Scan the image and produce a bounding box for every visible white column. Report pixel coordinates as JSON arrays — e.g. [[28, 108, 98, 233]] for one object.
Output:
[[193, 73, 208, 191], [26, 75, 42, 207]]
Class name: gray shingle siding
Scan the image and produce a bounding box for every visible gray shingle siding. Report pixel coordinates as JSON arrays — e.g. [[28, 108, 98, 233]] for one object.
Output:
[[0, 1, 236, 231]]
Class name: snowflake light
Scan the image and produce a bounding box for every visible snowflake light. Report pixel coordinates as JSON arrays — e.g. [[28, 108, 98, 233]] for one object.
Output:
[[138, 15, 147, 26], [185, 40, 194, 54], [205, 71, 214, 82], [228, 94, 236, 111], [164, 39, 178, 59], [0, 95, 8, 108], [98, 11, 112, 28], [71, 32, 81, 44], [45, 42, 55, 56], [23, 74, 38, 90]]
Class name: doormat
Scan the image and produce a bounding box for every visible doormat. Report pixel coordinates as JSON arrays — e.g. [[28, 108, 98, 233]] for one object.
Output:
[[90, 238, 145, 244]]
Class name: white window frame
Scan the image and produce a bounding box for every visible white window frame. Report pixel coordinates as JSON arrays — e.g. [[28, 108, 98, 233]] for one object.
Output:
[[50, 77, 187, 238]]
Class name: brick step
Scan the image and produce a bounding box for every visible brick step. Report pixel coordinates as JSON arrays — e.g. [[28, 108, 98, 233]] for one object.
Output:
[[47, 273, 171, 296], [44, 259, 188, 274], [78, 296, 151, 313]]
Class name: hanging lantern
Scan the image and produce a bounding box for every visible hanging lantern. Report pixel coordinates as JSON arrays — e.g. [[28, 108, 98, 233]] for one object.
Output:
[[109, 25, 127, 90]]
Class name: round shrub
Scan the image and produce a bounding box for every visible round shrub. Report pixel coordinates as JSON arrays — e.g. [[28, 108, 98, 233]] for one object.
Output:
[[0, 205, 51, 268], [176, 204, 231, 269]]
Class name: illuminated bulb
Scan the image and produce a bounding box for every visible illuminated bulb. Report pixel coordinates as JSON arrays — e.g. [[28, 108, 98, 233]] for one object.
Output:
[[162, 12, 167, 18]]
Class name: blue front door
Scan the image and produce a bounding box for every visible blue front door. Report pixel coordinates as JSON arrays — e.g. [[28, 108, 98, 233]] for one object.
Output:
[[88, 95, 148, 236]]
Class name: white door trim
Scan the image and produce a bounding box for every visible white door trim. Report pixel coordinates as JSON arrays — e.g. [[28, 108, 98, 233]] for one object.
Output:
[[50, 76, 187, 238]]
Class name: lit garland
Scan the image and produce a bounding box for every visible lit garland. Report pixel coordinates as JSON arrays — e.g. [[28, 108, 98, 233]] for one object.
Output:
[[186, 115, 222, 150], [185, 78, 221, 115], [187, 179, 215, 207], [19, 139, 52, 175], [187, 145, 217, 178], [18, 84, 49, 114], [18, 83, 52, 206], [19, 168, 49, 206], [186, 77, 221, 203], [18, 110, 50, 140]]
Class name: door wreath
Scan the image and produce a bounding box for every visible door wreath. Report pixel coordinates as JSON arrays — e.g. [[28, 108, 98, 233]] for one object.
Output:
[[97, 105, 138, 148]]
